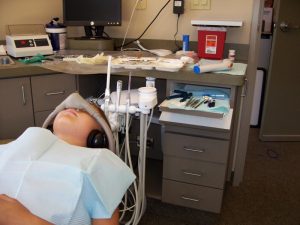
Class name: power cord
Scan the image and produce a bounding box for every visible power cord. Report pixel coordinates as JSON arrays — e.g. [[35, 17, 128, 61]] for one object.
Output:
[[121, 0, 140, 51], [117, 0, 171, 50], [173, 14, 181, 51], [103, 31, 111, 39]]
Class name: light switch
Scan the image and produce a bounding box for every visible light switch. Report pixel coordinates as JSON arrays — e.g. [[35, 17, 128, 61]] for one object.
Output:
[[137, 0, 147, 10], [191, 0, 211, 10], [193, 0, 199, 5]]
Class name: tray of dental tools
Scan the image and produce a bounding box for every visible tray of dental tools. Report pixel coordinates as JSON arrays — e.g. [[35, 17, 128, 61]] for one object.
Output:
[[159, 89, 231, 118], [111, 56, 184, 72]]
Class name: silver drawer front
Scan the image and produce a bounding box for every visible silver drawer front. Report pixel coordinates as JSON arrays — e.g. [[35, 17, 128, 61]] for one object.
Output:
[[31, 74, 76, 112], [162, 179, 223, 213], [163, 156, 226, 189], [163, 132, 229, 163]]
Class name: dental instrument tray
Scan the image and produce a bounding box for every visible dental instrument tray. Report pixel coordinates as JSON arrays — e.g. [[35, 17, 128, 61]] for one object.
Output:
[[159, 84, 231, 118], [111, 57, 184, 72]]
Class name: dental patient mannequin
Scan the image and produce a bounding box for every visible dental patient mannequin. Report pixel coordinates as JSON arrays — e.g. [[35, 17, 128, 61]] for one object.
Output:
[[0, 97, 128, 225]]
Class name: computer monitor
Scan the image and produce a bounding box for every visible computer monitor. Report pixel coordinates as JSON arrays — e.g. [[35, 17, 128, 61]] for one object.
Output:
[[63, 0, 122, 39]]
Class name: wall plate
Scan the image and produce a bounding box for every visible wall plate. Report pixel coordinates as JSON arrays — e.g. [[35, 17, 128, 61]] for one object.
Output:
[[137, 0, 147, 10], [191, 0, 211, 10]]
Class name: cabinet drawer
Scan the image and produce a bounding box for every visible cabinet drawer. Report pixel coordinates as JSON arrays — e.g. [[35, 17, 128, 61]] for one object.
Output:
[[31, 74, 77, 112], [163, 132, 229, 163], [163, 156, 226, 189], [162, 179, 223, 213]]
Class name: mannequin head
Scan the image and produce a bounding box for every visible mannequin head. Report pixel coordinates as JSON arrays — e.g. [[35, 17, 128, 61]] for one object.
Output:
[[53, 105, 109, 147], [53, 108, 99, 147], [42, 93, 114, 151]]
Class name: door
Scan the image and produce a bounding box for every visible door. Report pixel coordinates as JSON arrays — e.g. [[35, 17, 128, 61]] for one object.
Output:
[[0, 77, 34, 139], [260, 0, 300, 141]]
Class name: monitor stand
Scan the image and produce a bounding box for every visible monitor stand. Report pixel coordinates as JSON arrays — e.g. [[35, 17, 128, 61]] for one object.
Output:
[[79, 26, 110, 40], [69, 26, 114, 50]]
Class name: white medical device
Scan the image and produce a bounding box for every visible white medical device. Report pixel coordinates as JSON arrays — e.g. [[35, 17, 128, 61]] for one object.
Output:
[[6, 34, 53, 58], [97, 57, 157, 225]]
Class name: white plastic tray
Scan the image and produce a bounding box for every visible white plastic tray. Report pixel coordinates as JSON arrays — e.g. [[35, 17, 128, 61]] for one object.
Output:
[[111, 57, 184, 72]]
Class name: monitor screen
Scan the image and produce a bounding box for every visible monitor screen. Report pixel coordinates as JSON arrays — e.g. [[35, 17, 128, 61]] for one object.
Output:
[[63, 0, 122, 38]]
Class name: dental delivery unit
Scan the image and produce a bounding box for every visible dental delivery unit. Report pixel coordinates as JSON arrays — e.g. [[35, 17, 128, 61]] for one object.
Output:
[[96, 56, 157, 225]]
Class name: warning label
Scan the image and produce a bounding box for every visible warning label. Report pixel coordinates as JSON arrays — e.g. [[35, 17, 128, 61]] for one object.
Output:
[[205, 35, 218, 54]]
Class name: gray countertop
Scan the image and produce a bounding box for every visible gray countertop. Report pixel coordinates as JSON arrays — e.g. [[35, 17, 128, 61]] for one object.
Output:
[[0, 50, 246, 86]]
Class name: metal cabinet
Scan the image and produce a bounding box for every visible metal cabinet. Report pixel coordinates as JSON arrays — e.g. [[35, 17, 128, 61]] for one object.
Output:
[[31, 74, 77, 127], [0, 77, 34, 139], [160, 124, 231, 213], [159, 101, 233, 213], [0, 74, 77, 138]]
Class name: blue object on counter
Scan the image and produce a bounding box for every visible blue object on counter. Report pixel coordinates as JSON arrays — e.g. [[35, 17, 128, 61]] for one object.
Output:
[[45, 18, 66, 51], [193, 64, 201, 74], [182, 35, 189, 51]]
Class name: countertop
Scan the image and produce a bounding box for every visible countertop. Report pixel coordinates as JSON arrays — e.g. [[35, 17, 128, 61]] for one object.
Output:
[[0, 50, 246, 86]]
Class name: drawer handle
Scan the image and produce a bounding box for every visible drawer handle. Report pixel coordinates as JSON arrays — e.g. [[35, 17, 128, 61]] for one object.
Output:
[[181, 196, 200, 202], [182, 171, 203, 177], [183, 147, 205, 153], [45, 91, 66, 96], [21, 85, 26, 105]]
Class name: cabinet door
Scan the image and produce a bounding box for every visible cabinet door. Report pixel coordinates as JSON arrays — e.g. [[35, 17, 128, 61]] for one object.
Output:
[[0, 78, 34, 139], [31, 74, 77, 112]]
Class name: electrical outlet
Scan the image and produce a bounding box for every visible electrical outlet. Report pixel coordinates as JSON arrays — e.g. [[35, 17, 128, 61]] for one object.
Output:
[[137, 0, 147, 10], [191, 0, 211, 10]]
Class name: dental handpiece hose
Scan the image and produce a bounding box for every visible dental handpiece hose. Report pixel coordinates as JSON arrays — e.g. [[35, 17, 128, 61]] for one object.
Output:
[[116, 80, 123, 112], [113, 80, 122, 132], [127, 72, 132, 106]]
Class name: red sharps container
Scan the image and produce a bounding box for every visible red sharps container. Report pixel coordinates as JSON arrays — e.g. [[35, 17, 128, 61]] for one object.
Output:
[[197, 27, 227, 59]]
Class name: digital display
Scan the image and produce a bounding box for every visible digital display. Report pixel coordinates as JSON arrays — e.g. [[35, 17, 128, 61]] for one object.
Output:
[[15, 39, 34, 48], [14, 38, 49, 48], [34, 38, 49, 47]]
